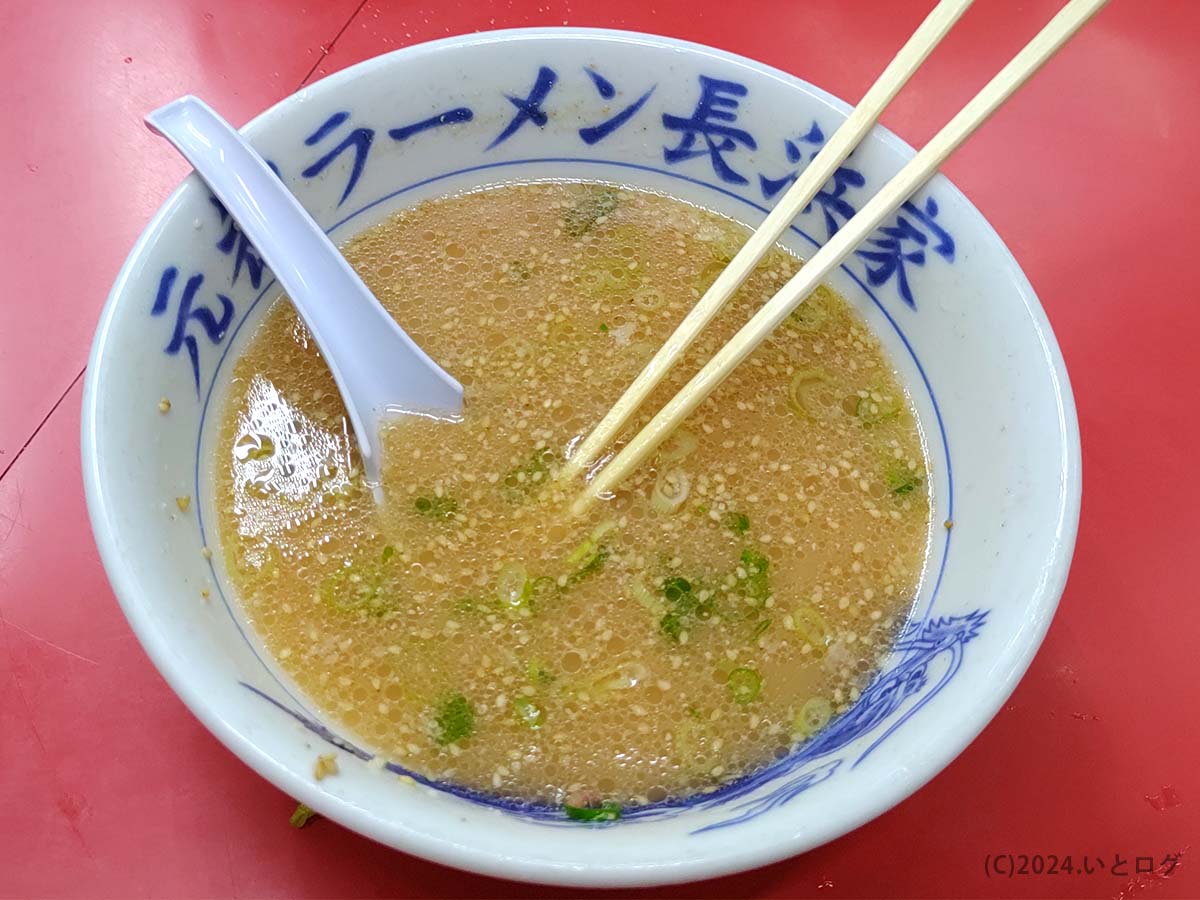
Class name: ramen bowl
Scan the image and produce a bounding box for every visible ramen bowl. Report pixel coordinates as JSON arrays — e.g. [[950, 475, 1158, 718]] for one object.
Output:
[[81, 28, 1080, 887]]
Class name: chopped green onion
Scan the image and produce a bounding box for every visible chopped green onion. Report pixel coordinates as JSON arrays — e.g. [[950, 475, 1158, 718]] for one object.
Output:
[[496, 562, 532, 609], [788, 285, 837, 332], [752, 618, 772, 638], [886, 462, 922, 495], [566, 545, 610, 585], [663, 576, 692, 603], [577, 255, 634, 295], [513, 696, 544, 729], [526, 660, 555, 685], [726, 667, 763, 704], [381, 545, 396, 563], [564, 800, 622, 822], [564, 521, 616, 581], [657, 575, 716, 642], [651, 468, 691, 515], [792, 605, 830, 656], [433, 694, 474, 745], [565, 536, 597, 568], [630, 577, 664, 614], [563, 187, 619, 237], [658, 428, 698, 463], [724, 511, 750, 535], [856, 394, 900, 427], [738, 548, 771, 605], [632, 286, 664, 310], [786, 369, 832, 419], [589, 518, 619, 544], [694, 255, 732, 293], [289, 802, 317, 828], [659, 611, 683, 642], [414, 495, 458, 517], [594, 661, 649, 693], [793, 696, 833, 738], [319, 564, 393, 617], [501, 448, 556, 500]]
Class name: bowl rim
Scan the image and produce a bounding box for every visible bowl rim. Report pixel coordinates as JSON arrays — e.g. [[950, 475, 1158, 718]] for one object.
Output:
[[81, 26, 1082, 887]]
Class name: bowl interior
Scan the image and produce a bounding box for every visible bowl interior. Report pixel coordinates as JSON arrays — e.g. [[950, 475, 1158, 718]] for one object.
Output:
[[83, 28, 1080, 886]]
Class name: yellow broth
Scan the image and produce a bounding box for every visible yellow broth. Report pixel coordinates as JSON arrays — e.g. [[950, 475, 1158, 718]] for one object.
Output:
[[215, 183, 931, 807]]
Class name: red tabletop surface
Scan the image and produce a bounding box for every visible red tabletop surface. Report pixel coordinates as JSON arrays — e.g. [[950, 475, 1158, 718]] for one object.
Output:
[[2, 1, 1197, 897]]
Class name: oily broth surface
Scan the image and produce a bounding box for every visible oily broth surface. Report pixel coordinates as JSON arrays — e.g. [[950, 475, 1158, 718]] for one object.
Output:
[[216, 182, 930, 806]]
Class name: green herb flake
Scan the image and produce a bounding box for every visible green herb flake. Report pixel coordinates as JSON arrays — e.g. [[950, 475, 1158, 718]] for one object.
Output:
[[496, 562, 532, 610], [726, 667, 763, 704], [659, 610, 683, 642], [599, 322, 609, 333], [289, 802, 317, 828], [752, 618, 772, 638], [855, 394, 900, 427], [414, 495, 458, 518], [885, 463, 922, 496], [787, 285, 838, 332], [381, 545, 396, 563], [794, 696, 833, 738], [567, 545, 610, 586], [319, 563, 395, 617], [662, 577, 692, 603], [434, 693, 475, 745], [657, 575, 718, 642], [501, 448, 556, 500], [563, 800, 622, 822], [563, 187, 619, 237], [513, 696, 545, 729], [526, 660, 556, 685], [724, 511, 750, 535], [738, 548, 771, 605]]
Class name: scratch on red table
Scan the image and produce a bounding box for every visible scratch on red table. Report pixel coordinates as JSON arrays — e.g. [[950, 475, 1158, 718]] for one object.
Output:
[[222, 816, 240, 897], [0, 613, 99, 666], [298, 0, 369, 87], [0, 476, 27, 544], [0, 614, 97, 859]]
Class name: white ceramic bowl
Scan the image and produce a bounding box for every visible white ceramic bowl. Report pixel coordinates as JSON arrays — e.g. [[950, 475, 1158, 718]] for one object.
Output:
[[82, 28, 1081, 887]]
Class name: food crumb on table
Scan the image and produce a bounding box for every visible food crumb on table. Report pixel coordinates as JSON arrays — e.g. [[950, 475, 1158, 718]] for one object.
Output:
[[289, 802, 317, 828], [314, 753, 339, 780]]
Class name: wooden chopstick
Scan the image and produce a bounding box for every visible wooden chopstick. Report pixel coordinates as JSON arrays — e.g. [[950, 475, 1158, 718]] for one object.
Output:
[[560, 0, 976, 482], [574, 0, 1109, 515]]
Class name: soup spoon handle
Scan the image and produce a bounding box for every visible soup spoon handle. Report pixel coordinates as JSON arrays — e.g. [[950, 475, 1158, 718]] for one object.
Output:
[[145, 95, 463, 490]]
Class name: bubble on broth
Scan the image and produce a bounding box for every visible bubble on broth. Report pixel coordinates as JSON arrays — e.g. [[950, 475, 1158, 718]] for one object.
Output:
[[215, 182, 931, 806]]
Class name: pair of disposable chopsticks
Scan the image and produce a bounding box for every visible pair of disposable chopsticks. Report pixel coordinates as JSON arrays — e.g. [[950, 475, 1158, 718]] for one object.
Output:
[[565, 0, 1107, 516]]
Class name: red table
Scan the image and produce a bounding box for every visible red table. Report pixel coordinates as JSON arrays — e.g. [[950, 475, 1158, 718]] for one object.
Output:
[[3, 1, 1197, 897]]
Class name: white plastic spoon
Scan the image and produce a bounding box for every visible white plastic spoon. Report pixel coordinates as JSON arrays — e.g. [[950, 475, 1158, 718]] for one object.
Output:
[[146, 95, 463, 496]]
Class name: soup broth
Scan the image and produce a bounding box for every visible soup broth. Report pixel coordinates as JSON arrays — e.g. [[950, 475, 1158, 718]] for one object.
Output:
[[216, 183, 930, 808]]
